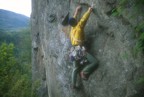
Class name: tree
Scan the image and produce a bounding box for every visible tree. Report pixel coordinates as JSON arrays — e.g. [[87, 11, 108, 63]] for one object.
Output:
[[0, 43, 17, 97], [0, 28, 33, 97]]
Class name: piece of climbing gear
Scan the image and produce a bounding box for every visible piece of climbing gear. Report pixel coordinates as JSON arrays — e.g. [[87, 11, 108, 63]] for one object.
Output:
[[69, 45, 88, 64]]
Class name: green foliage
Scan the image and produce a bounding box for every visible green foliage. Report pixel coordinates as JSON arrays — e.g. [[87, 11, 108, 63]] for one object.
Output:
[[111, 8, 120, 16], [135, 0, 144, 7], [134, 22, 144, 54], [0, 42, 32, 97], [0, 28, 33, 97], [31, 80, 41, 97], [8, 75, 32, 97], [112, 0, 144, 16], [0, 28, 31, 63], [137, 77, 144, 85], [112, 0, 129, 16], [0, 43, 17, 97]]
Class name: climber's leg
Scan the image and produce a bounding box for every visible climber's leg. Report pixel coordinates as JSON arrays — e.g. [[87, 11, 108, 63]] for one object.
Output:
[[72, 60, 80, 88], [81, 52, 98, 80]]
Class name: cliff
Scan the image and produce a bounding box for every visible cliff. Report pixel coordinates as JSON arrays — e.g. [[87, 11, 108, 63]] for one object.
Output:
[[31, 0, 144, 97]]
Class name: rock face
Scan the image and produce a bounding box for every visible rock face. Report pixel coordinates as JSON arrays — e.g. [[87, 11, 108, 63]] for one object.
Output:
[[31, 0, 144, 97]]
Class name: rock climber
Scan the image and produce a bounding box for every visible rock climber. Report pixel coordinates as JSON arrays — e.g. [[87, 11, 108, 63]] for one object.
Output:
[[68, 5, 98, 89]]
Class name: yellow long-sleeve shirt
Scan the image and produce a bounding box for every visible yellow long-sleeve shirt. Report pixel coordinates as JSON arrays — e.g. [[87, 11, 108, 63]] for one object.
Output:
[[70, 10, 91, 46]]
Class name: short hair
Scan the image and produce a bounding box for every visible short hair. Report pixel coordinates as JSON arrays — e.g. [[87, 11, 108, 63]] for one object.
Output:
[[68, 17, 77, 27]]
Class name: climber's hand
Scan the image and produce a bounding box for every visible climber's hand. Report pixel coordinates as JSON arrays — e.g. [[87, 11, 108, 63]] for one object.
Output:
[[88, 7, 93, 12], [89, 2, 95, 12]]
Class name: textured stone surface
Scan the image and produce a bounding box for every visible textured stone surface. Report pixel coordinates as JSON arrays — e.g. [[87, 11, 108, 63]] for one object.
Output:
[[31, 0, 144, 97]]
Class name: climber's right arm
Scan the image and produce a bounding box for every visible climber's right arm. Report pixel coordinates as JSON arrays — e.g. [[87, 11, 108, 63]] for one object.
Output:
[[78, 7, 93, 28]]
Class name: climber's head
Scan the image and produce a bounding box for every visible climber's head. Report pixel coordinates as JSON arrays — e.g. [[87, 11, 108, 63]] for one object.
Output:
[[68, 17, 77, 27]]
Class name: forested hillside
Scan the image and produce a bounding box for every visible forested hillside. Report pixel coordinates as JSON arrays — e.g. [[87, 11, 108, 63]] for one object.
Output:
[[0, 28, 31, 59], [0, 9, 29, 31], [0, 28, 33, 97], [0, 9, 33, 97]]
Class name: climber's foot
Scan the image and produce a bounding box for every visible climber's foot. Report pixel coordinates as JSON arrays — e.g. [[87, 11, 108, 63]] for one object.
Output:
[[80, 72, 89, 81]]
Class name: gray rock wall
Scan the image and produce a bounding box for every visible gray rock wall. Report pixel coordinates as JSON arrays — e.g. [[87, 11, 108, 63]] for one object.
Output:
[[31, 0, 144, 97]]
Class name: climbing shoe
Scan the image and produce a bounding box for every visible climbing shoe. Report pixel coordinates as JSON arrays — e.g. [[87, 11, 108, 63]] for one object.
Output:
[[80, 72, 89, 80]]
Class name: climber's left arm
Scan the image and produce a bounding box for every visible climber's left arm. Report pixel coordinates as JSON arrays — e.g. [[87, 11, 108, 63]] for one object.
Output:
[[77, 7, 93, 28]]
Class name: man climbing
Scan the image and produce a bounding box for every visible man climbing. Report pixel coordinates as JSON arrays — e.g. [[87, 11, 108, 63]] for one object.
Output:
[[68, 5, 98, 89]]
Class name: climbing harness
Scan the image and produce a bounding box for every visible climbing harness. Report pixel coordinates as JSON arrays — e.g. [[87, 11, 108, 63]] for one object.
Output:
[[69, 45, 88, 65]]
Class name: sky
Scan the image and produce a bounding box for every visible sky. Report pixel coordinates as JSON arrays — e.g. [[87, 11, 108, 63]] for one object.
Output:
[[0, 0, 31, 17]]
